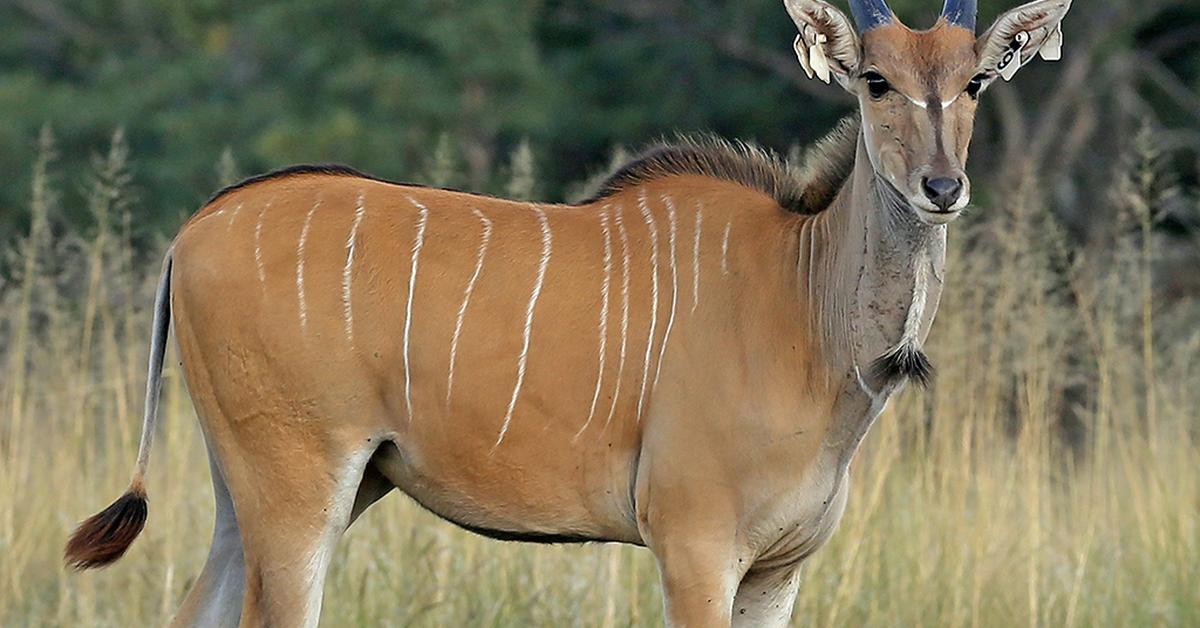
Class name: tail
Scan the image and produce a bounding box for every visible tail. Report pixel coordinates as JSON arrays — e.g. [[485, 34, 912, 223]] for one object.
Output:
[[65, 249, 173, 570]]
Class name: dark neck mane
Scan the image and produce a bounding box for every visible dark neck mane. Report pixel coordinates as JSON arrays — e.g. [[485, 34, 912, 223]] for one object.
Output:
[[581, 115, 860, 215]]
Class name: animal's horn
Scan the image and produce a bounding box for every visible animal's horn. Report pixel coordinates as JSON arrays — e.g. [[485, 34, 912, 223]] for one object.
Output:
[[941, 0, 977, 31], [848, 0, 894, 32]]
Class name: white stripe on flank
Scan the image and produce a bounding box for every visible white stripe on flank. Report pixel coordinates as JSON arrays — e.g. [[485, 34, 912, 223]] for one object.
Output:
[[604, 204, 632, 429], [227, 202, 243, 231], [342, 195, 366, 343], [653, 196, 679, 390], [255, 202, 272, 284], [403, 197, 430, 421], [446, 208, 493, 406], [495, 206, 552, 449], [296, 199, 320, 332], [635, 190, 660, 423], [720, 220, 732, 276], [691, 202, 703, 313], [576, 208, 614, 440]]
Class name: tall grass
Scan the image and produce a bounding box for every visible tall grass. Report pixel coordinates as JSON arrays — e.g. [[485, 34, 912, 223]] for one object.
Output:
[[0, 129, 1196, 627]]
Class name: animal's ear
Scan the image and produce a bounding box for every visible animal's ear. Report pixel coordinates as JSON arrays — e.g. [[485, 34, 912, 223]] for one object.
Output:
[[976, 0, 1072, 82], [784, 0, 862, 88]]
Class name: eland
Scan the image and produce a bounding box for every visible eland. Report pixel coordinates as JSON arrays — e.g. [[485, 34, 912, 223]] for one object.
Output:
[[65, 0, 1072, 625]]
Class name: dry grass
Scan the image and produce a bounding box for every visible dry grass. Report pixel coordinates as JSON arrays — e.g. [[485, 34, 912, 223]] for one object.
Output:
[[1, 129, 1197, 627]]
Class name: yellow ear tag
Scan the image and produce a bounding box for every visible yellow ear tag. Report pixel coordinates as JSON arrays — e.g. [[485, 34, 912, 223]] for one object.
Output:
[[998, 31, 1029, 81], [1039, 24, 1063, 61]]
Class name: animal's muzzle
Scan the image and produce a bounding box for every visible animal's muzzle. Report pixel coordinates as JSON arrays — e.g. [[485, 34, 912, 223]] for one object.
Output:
[[921, 177, 963, 212]]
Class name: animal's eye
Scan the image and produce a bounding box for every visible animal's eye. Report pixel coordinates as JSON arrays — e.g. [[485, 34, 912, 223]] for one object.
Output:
[[966, 73, 988, 99], [863, 71, 890, 99]]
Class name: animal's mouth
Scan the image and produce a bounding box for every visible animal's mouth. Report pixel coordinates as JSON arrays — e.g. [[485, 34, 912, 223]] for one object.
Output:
[[876, 177, 964, 225], [913, 206, 964, 225], [879, 176, 969, 225]]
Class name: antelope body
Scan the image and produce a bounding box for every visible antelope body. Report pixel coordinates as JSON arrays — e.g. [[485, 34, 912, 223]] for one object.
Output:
[[65, 1, 1072, 625]]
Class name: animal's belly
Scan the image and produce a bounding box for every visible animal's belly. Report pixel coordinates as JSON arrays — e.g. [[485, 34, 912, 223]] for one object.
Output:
[[362, 266, 656, 545], [370, 411, 644, 544]]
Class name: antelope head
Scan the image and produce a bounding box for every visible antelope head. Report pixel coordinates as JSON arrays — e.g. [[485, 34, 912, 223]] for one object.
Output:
[[784, 0, 1072, 224]]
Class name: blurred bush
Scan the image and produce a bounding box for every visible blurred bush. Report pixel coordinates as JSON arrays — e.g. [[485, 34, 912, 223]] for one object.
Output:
[[0, 2, 1196, 253]]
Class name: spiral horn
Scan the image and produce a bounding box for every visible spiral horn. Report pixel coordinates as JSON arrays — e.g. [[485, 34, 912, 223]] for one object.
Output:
[[848, 0, 894, 32], [941, 0, 978, 31]]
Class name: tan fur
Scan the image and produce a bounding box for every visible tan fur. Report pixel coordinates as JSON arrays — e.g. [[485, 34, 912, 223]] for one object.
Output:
[[65, 1, 1071, 626], [166, 172, 825, 625]]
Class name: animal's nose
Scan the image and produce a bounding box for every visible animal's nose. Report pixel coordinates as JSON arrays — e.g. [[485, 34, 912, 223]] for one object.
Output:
[[921, 177, 963, 212]]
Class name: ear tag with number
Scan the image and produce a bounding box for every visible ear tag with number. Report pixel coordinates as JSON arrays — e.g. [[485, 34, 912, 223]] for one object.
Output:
[[998, 31, 1029, 81], [1039, 24, 1063, 61]]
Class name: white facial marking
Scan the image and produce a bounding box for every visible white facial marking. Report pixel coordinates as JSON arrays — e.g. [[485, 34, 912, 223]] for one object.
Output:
[[720, 220, 732, 276], [604, 204, 632, 429], [342, 194, 366, 343], [495, 206, 552, 449], [404, 197, 430, 422], [254, 202, 272, 284], [635, 190, 660, 423], [446, 208, 493, 406], [576, 208, 614, 441], [653, 196, 679, 390], [691, 203, 703, 313], [900, 91, 961, 110], [297, 199, 320, 332]]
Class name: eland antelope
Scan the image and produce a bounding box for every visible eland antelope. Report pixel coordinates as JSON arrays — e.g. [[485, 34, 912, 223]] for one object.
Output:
[[65, 0, 1072, 625]]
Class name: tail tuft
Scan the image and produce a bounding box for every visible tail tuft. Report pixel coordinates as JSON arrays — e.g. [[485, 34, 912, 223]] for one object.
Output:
[[869, 344, 935, 390], [64, 486, 148, 570]]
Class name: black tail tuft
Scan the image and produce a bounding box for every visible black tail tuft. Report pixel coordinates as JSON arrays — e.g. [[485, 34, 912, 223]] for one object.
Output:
[[64, 487, 148, 570], [869, 344, 935, 389]]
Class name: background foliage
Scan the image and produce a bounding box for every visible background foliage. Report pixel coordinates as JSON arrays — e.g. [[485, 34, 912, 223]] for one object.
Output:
[[1, 1, 1198, 626], [1, 0, 1198, 248]]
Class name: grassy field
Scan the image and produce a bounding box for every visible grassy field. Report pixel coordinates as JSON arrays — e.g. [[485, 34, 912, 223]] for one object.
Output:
[[1, 133, 1197, 627]]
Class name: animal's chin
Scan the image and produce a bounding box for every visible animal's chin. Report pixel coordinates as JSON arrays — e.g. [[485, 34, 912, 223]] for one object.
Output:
[[912, 205, 963, 225]]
